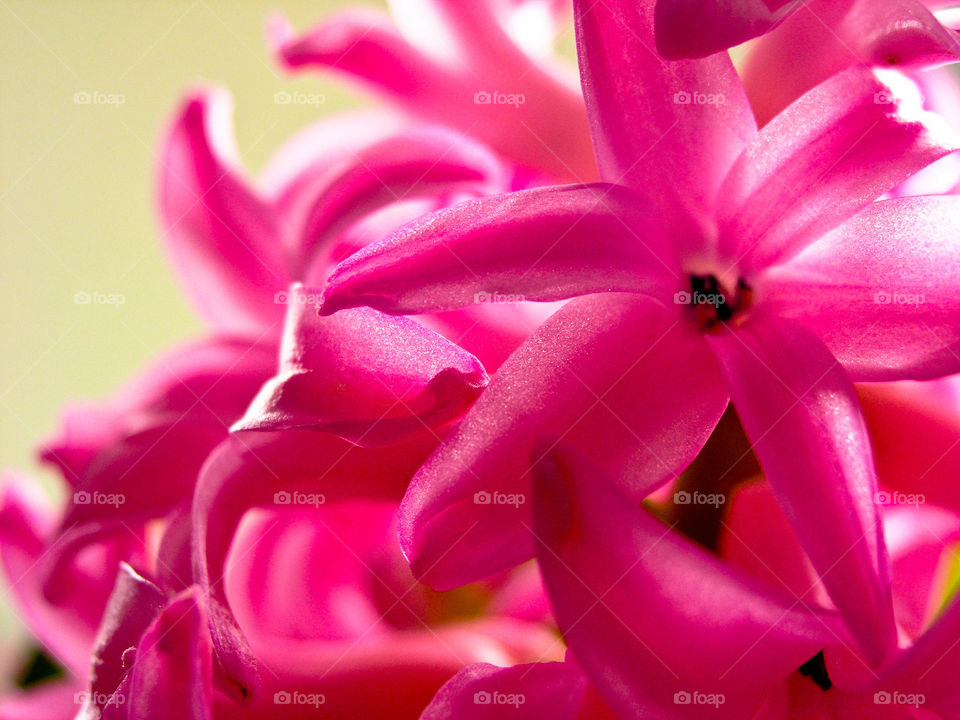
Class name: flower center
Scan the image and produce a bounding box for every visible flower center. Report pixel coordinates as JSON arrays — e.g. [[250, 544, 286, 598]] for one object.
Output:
[[682, 274, 753, 333]]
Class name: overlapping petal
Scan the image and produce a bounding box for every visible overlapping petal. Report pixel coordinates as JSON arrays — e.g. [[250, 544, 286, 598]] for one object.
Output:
[[400, 294, 729, 589], [716, 67, 958, 274], [533, 445, 843, 719], [574, 0, 757, 220]]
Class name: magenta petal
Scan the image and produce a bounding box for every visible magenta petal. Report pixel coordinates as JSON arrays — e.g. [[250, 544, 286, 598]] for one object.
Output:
[[421, 660, 591, 720], [742, 0, 960, 126], [717, 66, 958, 274], [270, 10, 595, 182], [765, 195, 960, 381], [400, 294, 730, 589], [234, 286, 487, 444], [43, 338, 275, 585], [157, 87, 288, 336], [121, 589, 214, 720], [708, 319, 896, 667], [654, 0, 805, 59], [289, 126, 506, 278], [78, 564, 166, 720], [533, 445, 842, 719], [0, 477, 98, 676], [574, 0, 756, 218], [321, 184, 679, 316]]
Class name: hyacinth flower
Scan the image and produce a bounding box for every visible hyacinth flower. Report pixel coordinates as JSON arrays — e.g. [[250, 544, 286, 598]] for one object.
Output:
[[654, 0, 960, 65], [268, 0, 596, 181], [318, 0, 960, 671], [35, 86, 543, 605], [417, 447, 960, 719]]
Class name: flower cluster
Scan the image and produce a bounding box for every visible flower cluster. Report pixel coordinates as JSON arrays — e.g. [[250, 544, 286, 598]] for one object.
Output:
[[5, 1, 960, 718]]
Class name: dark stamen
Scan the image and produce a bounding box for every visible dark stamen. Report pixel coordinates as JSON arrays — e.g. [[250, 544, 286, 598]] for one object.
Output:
[[798, 650, 833, 691]]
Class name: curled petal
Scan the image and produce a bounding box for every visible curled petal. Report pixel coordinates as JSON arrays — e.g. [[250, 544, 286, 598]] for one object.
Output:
[[157, 88, 288, 335], [654, 0, 806, 59], [234, 285, 487, 444]]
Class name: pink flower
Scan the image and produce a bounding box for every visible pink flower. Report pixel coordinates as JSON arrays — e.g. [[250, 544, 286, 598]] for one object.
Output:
[[268, 1, 596, 181], [319, 0, 960, 671]]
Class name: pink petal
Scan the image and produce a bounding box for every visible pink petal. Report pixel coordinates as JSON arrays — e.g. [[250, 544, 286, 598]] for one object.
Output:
[[121, 589, 214, 720], [78, 564, 166, 720], [269, 10, 594, 181], [708, 318, 896, 667], [533, 445, 843, 719], [43, 338, 275, 578], [234, 286, 487, 444], [157, 87, 288, 336], [883, 505, 960, 639], [765, 195, 960, 381], [574, 0, 757, 221], [192, 431, 438, 700], [320, 184, 680, 316], [653, 0, 805, 59], [0, 476, 98, 677], [716, 66, 958, 275], [420, 660, 593, 720], [860, 380, 960, 514], [287, 126, 508, 279], [400, 294, 729, 590], [742, 0, 960, 126]]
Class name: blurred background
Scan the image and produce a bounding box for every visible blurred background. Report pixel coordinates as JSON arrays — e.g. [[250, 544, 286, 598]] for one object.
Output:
[[0, 0, 383, 483]]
